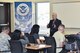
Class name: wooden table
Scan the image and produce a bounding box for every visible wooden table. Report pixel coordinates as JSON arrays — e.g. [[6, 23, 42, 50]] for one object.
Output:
[[25, 43, 51, 50]]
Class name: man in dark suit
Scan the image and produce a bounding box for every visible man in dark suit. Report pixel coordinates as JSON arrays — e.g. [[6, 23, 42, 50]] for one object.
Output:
[[47, 13, 62, 37]]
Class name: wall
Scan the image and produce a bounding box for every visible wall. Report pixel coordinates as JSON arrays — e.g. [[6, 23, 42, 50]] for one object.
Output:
[[0, 0, 14, 2], [53, 2, 80, 28], [52, 0, 80, 34], [53, 0, 80, 3]]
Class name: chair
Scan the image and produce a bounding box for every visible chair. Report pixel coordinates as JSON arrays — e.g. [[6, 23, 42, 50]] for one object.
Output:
[[9, 40, 23, 53], [44, 36, 56, 53]]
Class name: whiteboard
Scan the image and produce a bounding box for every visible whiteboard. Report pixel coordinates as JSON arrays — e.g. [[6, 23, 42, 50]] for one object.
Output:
[[53, 2, 80, 28]]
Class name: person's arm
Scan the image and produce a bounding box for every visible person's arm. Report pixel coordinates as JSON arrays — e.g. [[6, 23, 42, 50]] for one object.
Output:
[[59, 36, 65, 47], [59, 42, 64, 47], [23, 36, 29, 44], [47, 20, 51, 28], [20, 36, 29, 45], [59, 20, 62, 25], [36, 39, 41, 44], [55, 19, 62, 29]]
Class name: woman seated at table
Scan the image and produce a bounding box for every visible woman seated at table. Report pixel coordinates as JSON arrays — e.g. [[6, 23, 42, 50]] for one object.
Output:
[[30, 24, 41, 44], [11, 29, 29, 53], [29, 24, 47, 53]]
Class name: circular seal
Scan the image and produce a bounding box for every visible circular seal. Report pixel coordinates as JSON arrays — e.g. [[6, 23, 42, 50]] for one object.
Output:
[[17, 3, 29, 16]]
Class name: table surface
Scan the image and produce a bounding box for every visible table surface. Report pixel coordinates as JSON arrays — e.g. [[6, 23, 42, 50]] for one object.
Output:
[[25, 43, 51, 50]]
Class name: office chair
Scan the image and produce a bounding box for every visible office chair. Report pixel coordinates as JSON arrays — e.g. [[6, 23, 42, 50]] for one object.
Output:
[[9, 40, 23, 53], [44, 36, 56, 53]]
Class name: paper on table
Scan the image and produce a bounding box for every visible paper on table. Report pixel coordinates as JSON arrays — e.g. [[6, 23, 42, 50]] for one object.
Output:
[[39, 36, 45, 40], [39, 44, 46, 48]]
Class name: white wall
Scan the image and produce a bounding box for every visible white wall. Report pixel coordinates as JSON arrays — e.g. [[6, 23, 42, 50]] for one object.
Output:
[[52, 0, 80, 34], [53, 0, 80, 3], [53, 2, 80, 28]]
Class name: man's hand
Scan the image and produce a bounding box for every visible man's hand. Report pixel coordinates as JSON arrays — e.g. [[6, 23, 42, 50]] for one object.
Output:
[[47, 24, 49, 28]]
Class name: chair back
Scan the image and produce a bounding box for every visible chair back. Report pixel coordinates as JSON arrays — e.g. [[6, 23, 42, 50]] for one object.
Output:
[[44, 36, 56, 53], [9, 40, 23, 53]]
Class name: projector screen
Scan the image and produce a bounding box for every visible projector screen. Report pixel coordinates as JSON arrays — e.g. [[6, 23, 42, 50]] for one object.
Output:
[[53, 2, 80, 28]]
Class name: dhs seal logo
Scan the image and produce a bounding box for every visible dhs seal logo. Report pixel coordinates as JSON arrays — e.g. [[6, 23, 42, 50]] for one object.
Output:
[[15, 2, 32, 33], [17, 3, 29, 16]]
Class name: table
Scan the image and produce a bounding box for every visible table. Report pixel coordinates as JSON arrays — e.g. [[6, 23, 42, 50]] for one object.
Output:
[[25, 43, 51, 53], [25, 43, 51, 50]]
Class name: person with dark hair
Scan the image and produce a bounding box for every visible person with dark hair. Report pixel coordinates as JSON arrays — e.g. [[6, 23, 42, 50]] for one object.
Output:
[[11, 30, 21, 40], [11, 29, 29, 53], [53, 24, 65, 53], [29, 24, 42, 53], [30, 24, 40, 44], [11, 29, 29, 45], [47, 12, 62, 37], [0, 26, 11, 53]]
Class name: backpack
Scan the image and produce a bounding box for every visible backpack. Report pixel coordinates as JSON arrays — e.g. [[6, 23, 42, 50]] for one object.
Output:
[[65, 41, 77, 50]]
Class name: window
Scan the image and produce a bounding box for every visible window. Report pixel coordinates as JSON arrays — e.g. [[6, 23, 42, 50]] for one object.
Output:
[[36, 2, 50, 35]]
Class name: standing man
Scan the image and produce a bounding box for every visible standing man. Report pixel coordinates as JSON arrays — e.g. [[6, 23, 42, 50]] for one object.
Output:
[[47, 12, 62, 37]]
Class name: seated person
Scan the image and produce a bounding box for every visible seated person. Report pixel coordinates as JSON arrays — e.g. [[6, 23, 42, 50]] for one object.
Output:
[[11, 29, 29, 53], [53, 24, 65, 53], [0, 26, 11, 53], [30, 24, 41, 44]]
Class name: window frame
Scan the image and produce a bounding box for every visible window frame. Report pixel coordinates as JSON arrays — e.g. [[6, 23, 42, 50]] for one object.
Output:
[[35, 2, 50, 35]]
